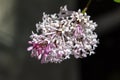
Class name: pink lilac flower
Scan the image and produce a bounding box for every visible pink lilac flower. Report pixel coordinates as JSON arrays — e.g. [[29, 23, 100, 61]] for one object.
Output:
[[27, 5, 99, 63]]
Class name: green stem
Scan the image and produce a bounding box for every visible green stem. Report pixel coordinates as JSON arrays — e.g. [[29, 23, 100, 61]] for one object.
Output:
[[82, 0, 92, 13]]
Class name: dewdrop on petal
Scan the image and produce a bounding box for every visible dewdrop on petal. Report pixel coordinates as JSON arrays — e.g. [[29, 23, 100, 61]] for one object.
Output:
[[27, 5, 99, 63]]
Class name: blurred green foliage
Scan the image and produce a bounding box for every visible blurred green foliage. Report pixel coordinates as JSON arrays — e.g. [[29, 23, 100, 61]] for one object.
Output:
[[114, 0, 120, 3]]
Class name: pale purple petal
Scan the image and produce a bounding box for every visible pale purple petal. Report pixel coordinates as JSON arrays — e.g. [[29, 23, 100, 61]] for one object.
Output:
[[27, 46, 33, 51]]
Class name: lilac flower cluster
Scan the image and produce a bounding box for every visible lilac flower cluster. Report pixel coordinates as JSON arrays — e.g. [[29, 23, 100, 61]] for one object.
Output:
[[27, 6, 99, 63]]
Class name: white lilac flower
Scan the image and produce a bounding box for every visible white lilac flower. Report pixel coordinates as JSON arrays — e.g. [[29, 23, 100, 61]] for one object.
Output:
[[27, 5, 99, 63]]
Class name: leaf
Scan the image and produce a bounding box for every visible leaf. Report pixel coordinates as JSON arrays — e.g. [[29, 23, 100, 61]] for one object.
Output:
[[114, 0, 120, 3]]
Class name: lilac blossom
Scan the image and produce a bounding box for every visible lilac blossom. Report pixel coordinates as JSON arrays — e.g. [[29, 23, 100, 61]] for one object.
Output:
[[27, 5, 99, 63]]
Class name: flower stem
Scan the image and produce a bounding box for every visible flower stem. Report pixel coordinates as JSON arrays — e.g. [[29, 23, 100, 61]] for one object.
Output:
[[82, 0, 92, 13]]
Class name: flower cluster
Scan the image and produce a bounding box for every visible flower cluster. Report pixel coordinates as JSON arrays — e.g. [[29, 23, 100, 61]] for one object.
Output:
[[27, 5, 99, 63]]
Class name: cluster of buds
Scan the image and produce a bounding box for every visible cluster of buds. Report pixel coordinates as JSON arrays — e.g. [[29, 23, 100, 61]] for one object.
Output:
[[27, 6, 99, 63]]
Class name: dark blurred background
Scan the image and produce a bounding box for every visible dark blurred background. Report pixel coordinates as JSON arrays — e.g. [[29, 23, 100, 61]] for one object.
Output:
[[0, 0, 120, 80]]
